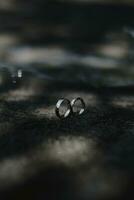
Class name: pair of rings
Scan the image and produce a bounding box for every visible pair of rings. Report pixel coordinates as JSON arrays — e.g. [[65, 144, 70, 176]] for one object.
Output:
[[55, 97, 86, 119]]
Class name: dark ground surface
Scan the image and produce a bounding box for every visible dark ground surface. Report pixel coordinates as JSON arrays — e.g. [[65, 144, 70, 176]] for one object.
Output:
[[0, 1, 134, 200]]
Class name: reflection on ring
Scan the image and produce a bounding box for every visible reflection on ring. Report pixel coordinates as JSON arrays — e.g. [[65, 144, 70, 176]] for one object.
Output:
[[55, 98, 72, 119], [55, 97, 86, 119], [71, 97, 86, 115]]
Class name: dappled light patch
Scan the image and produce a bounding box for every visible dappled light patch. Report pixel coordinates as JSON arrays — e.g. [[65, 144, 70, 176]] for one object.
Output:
[[95, 42, 129, 59], [0, 156, 29, 188], [33, 106, 55, 119], [112, 96, 134, 108], [39, 136, 100, 167], [5, 87, 37, 101]]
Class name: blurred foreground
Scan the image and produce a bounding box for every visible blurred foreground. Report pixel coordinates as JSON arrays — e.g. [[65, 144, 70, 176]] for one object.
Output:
[[0, 1, 134, 200]]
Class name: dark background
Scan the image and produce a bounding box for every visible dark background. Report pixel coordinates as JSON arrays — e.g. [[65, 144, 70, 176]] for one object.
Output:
[[0, 1, 134, 200]]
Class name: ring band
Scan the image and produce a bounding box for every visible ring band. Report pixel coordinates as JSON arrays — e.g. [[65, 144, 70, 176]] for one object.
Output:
[[55, 98, 72, 119], [71, 97, 86, 115]]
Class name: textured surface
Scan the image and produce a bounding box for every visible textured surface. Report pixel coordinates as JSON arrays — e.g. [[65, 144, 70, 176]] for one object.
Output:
[[0, 1, 134, 200], [0, 66, 134, 200]]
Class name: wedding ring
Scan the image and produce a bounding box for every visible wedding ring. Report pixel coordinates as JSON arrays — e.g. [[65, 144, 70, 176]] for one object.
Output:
[[55, 98, 72, 119], [71, 97, 86, 115]]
